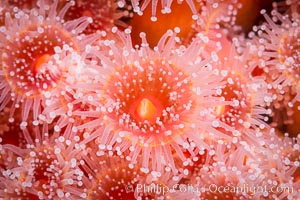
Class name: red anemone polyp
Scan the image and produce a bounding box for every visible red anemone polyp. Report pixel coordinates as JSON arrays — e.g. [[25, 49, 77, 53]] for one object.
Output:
[[2, 24, 79, 97], [104, 59, 194, 143], [214, 72, 252, 130]]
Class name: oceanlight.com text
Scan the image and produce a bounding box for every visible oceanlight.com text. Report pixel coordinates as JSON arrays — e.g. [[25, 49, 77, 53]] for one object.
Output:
[[127, 183, 294, 196]]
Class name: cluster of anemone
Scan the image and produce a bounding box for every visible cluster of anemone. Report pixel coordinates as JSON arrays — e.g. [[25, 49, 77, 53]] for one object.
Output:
[[0, 0, 299, 199]]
